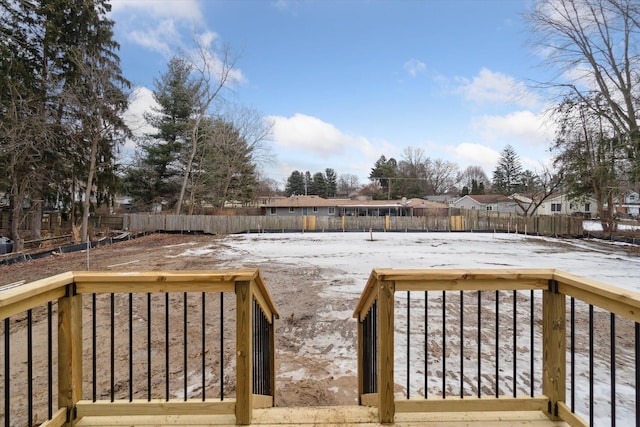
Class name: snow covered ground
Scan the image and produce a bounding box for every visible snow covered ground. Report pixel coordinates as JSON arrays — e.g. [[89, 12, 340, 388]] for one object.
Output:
[[206, 231, 638, 425]]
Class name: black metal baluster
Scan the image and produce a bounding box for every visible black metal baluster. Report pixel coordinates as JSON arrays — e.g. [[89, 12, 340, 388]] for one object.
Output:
[[635, 322, 639, 427], [407, 291, 410, 398], [373, 300, 377, 394], [530, 290, 534, 397], [512, 290, 516, 397], [460, 291, 464, 398], [147, 293, 151, 401], [129, 293, 133, 402], [184, 292, 188, 401], [92, 294, 97, 402], [442, 291, 446, 398], [165, 293, 170, 401], [220, 292, 224, 400], [495, 290, 499, 397], [589, 304, 594, 426], [424, 291, 428, 399], [27, 309, 33, 427], [478, 291, 481, 397], [47, 302, 53, 418], [110, 293, 115, 402], [5, 318, 10, 427], [202, 292, 206, 401], [570, 297, 575, 411], [611, 313, 616, 427]]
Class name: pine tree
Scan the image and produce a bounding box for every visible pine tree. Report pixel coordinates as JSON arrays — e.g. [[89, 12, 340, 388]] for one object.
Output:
[[325, 168, 338, 198], [285, 171, 306, 196], [492, 145, 522, 195]]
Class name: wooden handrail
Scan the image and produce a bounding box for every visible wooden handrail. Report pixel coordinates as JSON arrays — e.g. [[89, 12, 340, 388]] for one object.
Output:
[[1, 270, 278, 426], [354, 268, 640, 425]]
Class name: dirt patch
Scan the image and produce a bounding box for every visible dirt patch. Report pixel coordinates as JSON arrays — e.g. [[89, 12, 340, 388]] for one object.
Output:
[[0, 233, 358, 422]]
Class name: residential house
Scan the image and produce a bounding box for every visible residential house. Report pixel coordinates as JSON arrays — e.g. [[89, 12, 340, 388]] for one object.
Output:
[[263, 196, 449, 217], [452, 194, 520, 213], [536, 193, 596, 217], [616, 191, 640, 217]]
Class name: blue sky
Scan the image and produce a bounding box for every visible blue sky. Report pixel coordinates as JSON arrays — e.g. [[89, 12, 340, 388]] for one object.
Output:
[[110, 0, 555, 187]]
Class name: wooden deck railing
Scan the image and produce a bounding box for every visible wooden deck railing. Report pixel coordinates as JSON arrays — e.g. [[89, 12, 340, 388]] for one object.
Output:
[[354, 269, 640, 425], [0, 270, 278, 426]]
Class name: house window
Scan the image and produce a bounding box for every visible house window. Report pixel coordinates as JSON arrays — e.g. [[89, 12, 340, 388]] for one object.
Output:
[[551, 203, 562, 212], [269, 207, 276, 215], [569, 203, 574, 210], [486, 206, 493, 211], [289, 207, 295, 213], [584, 203, 590, 212], [328, 207, 335, 215], [312, 206, 318, 213], [631, 194, 637, 201]]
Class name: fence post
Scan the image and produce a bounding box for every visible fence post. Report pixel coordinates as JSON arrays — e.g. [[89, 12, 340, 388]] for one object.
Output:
[[236, 280, 253, 425], [378, 280, 395, 423], [542, 280, 566, 421], [58, 284, 82, 426]]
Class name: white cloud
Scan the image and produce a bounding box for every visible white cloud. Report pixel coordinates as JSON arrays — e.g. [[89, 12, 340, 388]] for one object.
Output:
[[267, 114, 396, 182], [404, 59, 426, 77], [123, 86, 158, 143], [447, 142, 500, 173], [458, 68, 541, 109], [111, 0, 204, 55], [471, 110, 555, 145], [110, 0, 203, 22], [269, 114, 359, 157]]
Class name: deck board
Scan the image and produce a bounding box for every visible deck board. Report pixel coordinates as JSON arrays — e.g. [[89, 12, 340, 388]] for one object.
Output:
[[74, 406, 570, 426]]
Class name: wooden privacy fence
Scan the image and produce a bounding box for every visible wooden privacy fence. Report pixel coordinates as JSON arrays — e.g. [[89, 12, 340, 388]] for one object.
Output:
[[353, 268, 640, 425], [0, 269, 278, 426], [124, 211, 583, 237]]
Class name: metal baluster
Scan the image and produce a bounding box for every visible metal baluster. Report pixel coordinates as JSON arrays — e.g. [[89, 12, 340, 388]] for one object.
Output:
[[407, 291, 410, 398], [5, 318, 10, 427], [183, 292, 188, 401], [202, 292, 206, 401], [460, 291, 464, 398], [495, 290, 499, 398], [424, 291, 428, 399], [220, 293, 224, 400], [147, 293, 151, 401], [611, 313, 616, 427], [27, 310, 32, 427], [570, 297, 575, 411], [129, 293, 133, 402], [442, 291, 446, 398], [111, 293, 115, 402], [47, 302, 53, 418], [478, 291, 481, 397], [92, 294, 97, 402], [589, 304, 594, 426], [165, 293, 170, 401], [512, 290, 516, 397]]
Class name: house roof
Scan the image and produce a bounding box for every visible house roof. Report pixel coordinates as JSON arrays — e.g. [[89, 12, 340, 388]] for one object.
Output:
[[264, 196, 449, 209], [461, 194, 513, 204]]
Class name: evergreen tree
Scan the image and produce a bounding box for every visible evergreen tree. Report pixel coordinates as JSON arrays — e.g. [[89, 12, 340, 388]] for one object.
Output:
[[285, 171, 305, 196], [311, 172, 328, 197], [492, 145, 522, 195], [127, 58, 197, 210], [369, 155, 398, 198], [325, 168, 338, 198]]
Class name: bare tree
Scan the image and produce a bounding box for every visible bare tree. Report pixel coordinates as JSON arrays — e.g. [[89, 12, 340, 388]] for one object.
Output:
[[337, 174, 361, 197], [527, 0, 640, 177], [429, 159, 460, 195], [175, 41, 239, 214], [511, 165, 564, 216]]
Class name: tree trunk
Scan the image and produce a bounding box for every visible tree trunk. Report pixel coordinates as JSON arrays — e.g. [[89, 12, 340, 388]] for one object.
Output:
[[31, 192, 43, 240], [80, 137, 99, 243], [175, 120, 201, 215]]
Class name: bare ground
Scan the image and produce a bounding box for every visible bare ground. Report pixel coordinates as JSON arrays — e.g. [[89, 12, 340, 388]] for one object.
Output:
[[0, 233, 359, 420]]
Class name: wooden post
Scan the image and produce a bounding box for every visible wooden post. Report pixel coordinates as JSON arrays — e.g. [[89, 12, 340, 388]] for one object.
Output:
[[542, 280, 566, 421], [235, 281, 252, 425], [58, 285, 82, 426], [377, 280, 395, 424]]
